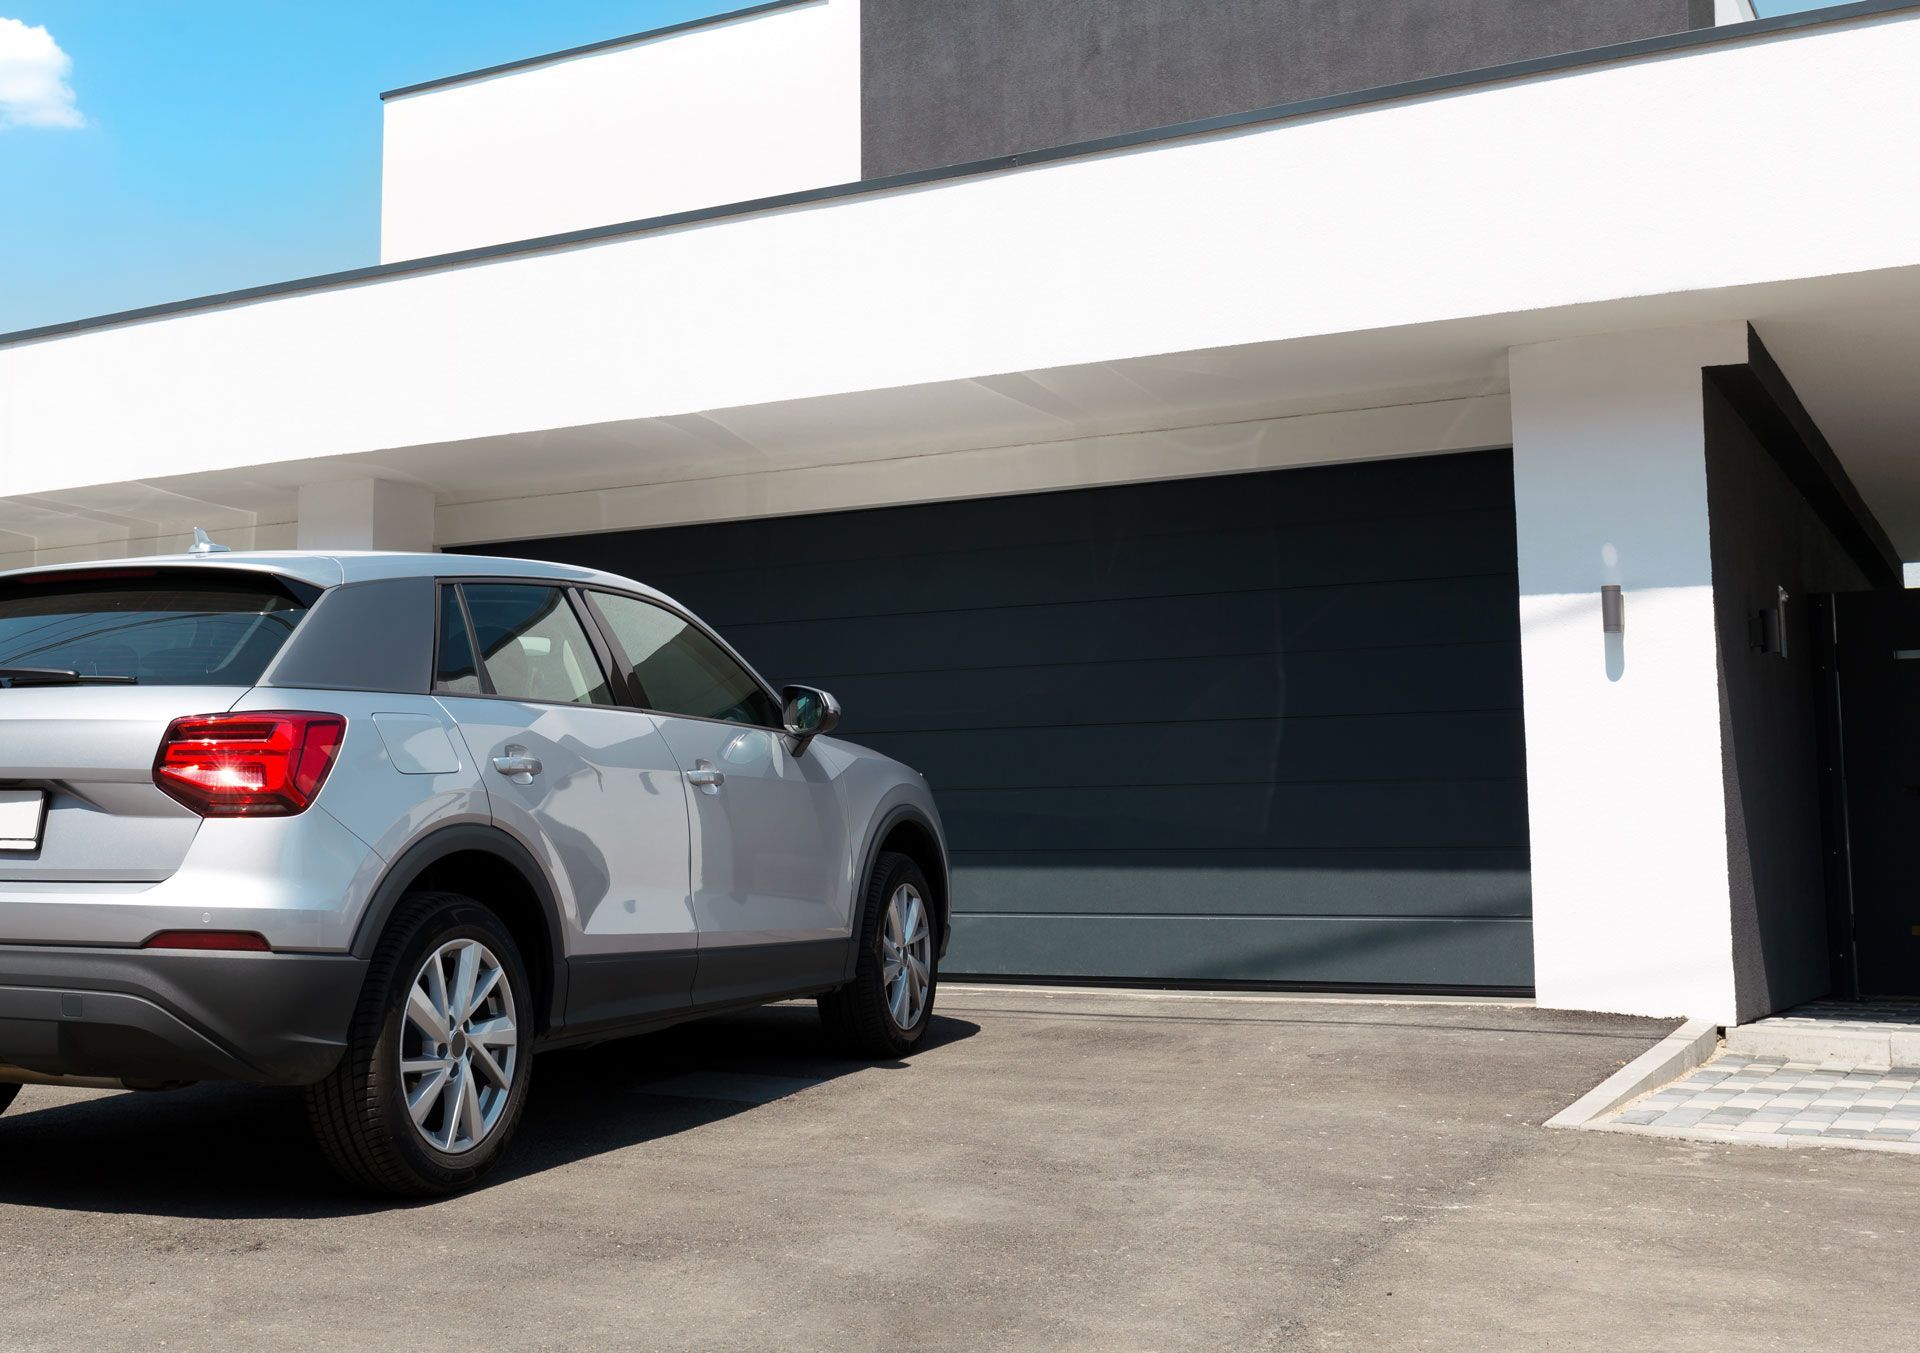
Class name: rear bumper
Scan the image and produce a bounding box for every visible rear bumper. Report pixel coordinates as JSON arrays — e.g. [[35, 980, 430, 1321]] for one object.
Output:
[[0, 945, 366, 1088]]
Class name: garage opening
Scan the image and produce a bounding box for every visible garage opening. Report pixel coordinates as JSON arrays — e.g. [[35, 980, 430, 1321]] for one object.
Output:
[[468, 448, 1533, 992]]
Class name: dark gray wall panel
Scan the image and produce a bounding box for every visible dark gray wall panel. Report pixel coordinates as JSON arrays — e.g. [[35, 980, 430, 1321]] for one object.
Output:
[[470, 450, 1531, 989], [862, 0, 1713, 177], [1702, 376, 1881, 1019]]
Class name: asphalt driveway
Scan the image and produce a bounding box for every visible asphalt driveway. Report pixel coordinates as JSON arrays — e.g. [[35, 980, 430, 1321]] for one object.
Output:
[[2, 987, 1916, 1352]]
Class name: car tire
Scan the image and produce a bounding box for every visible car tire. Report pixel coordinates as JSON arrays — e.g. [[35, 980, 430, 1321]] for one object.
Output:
[[0, 1083, 18, 1117], [819, 852, 938, 1059], [305, 891, 535, 1197]]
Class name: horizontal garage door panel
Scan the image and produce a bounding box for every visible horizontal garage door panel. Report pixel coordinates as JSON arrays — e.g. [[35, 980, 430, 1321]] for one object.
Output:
[[825, 643, 1519, 732], [598, 452, 1517, 575], [952, 849, 1531, 919], [708, 576, 1523, 677], [873, 711, 1525, 789], [471, 449, 1532, 990], [629, 509, 1520, 625], [940, 780, 1527, 852], [947, 915, 1533, 988]]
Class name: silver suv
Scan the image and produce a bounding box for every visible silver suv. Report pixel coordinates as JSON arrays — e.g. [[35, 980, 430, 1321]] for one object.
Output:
[[0, 550, 947, 1195]]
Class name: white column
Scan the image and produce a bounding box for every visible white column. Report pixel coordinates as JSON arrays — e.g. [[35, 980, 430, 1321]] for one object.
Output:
[[1510, 324, 1748, 1023], [295, 478, 435, 552]]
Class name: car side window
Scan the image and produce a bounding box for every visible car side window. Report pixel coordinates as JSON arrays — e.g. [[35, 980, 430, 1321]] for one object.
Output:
[[458, 583, 613, 707], [591, 591, 780, 728], [435, 586, 483, 694]]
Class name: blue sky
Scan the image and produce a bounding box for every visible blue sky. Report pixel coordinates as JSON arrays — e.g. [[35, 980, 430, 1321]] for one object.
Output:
[[0, 0, 1856, 334], [0, 2, 728, 332]]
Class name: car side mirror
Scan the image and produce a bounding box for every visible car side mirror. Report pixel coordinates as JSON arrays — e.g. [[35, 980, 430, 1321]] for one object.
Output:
[[782, 685, 841, 755]]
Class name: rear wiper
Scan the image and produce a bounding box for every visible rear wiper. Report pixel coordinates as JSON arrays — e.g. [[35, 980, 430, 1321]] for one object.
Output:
[[0, 666, 137, 685]]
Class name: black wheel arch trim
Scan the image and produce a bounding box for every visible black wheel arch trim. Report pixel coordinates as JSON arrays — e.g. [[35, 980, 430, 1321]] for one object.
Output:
[[349, 823, 570, 1036], [843, 804, 951, 982]]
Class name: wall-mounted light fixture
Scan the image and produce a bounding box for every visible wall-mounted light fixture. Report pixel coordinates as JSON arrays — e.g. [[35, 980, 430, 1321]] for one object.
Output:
[[1601, 584, 1625, 635], [1750, 585, 1789, 658]]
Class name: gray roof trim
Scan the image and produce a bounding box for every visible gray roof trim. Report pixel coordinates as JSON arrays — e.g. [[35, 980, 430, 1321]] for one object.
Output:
[[379, 0, 816, 101], [4, 0, 1913, 350]]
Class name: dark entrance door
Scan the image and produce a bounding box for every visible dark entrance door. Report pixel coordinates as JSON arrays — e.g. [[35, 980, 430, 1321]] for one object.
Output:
[[1826, 590, 1920, 997]]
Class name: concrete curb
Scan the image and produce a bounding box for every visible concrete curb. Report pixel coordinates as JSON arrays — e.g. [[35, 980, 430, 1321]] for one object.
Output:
[[1545, 1018, 1721, 1130], [1580, 1120, 1920, 1155], [1723, 1022, 1920, 1071]]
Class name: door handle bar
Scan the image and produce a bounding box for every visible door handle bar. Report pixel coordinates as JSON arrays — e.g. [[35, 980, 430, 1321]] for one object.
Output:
[[491, 752, 542, 784]]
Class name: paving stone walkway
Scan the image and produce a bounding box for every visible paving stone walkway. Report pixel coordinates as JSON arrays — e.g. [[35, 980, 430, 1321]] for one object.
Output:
[[1608, 1053, 1920, 1148]]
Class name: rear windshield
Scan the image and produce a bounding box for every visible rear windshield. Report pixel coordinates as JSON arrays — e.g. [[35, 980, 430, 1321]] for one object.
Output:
[[0, 570, 314, 686]]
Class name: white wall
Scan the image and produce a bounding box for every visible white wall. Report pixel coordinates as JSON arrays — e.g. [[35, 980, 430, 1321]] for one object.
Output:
[[296, 478, 435, 551], [7, 6, 1917, 502], [1511, 324, 1750, 1022], [379, 1, 861, 262]]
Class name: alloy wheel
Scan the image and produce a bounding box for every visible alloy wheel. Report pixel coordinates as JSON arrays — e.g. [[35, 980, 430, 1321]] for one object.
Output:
[[399, 938, 519, 1154], [880, 883, 933, 1030]]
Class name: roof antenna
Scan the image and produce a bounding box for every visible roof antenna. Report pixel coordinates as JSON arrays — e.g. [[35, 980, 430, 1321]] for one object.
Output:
[[187, 527, 231, 556]]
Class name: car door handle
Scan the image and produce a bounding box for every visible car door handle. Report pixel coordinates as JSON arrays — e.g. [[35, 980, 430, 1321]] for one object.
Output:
[[491, 751, 542, 784], [685, 765, 725, 790]]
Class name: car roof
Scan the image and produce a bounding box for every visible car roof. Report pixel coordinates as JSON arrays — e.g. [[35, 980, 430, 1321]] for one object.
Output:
[[0, 549, 673, 601]]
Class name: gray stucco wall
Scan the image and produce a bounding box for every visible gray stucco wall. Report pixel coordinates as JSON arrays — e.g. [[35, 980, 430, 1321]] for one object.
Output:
[[861, 0, 1714, 176], [1703, 375, 1888, 1021]]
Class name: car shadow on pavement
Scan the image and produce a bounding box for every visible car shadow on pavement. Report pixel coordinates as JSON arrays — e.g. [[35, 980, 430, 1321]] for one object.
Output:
[[0, 1003, 980, 1220]]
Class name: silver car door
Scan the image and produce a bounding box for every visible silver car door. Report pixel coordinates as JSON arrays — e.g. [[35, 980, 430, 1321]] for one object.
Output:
[[582, 589, 852, 1003], [436, 581, 697, 1030]]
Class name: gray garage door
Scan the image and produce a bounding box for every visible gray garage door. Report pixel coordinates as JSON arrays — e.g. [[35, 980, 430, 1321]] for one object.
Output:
[[470, 449, 1533, 991]]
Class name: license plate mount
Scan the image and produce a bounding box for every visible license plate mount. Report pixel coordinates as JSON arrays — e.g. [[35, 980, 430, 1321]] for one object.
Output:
[[0, 789, 47, 851]]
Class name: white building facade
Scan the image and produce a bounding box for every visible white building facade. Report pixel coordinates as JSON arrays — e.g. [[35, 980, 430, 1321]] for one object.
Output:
[[3, 0, 1918, 1024]]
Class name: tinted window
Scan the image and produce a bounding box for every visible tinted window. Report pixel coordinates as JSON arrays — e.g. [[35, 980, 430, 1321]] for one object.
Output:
[[460, 584, 611, 706], [435, 586, 482, 695], [0, 570, 310, 686], [592, 592, 779, 727]]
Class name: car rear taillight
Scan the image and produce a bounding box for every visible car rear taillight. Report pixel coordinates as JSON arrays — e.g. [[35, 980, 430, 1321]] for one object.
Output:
[[153, 712, 346, 817], [142, 930, 272, 952]]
